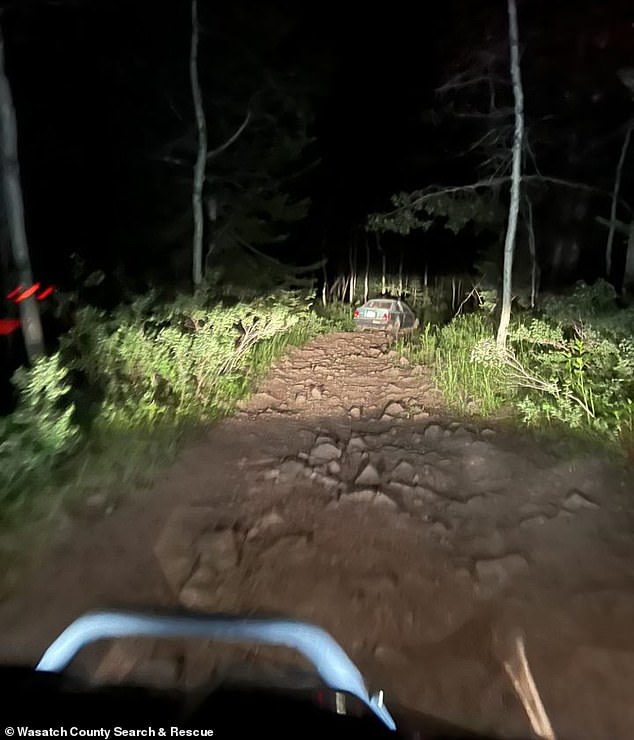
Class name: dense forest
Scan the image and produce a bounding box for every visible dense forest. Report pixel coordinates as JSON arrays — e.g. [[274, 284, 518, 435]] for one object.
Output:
[[0, 1, 630, 292]]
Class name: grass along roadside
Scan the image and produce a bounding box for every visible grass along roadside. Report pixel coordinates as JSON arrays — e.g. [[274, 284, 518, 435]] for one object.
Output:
[[401, 313, 510, 418], [398, 283, 634, 459]]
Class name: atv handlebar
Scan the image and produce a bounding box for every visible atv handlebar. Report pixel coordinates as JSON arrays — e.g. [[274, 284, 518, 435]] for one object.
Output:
[[36, 609, 396, 731]]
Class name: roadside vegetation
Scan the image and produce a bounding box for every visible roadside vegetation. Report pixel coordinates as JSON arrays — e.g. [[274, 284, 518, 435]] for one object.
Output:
[[400, 280, 634, 457], [0, 289, 339, 566], [3, 271, 633, 594], [5, 276, 632, 547]]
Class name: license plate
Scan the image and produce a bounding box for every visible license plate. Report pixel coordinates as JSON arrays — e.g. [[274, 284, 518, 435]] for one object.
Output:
[[365, 310, 375, 318]]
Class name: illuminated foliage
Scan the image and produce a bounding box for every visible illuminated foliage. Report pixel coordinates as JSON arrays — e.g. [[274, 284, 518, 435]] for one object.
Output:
[[0, 354, 79, 508], [368, 188, 505, 236], [60, 291, 328, 426], [407, 281, 634, 446]]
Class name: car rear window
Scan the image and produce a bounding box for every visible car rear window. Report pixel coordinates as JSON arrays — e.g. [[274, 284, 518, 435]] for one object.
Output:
[[366, 300, 394, 309]]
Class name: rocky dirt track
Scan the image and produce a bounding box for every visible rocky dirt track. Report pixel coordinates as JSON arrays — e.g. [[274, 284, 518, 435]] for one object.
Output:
[[1, 331, 633, 739]]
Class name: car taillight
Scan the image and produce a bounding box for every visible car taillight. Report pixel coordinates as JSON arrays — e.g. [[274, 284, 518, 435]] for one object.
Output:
[[383, 312, 390, 320], [354, 309, 359, 317]]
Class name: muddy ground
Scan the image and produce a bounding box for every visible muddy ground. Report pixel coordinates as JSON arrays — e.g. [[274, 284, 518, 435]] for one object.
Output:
[[0, 332, 633, 739]]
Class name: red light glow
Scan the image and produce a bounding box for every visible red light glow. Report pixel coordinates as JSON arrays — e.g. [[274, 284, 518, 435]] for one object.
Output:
[[6, 283, 55, 304], [6, 286, 23, 300], [14, 283, 41, 303], [37, 285, 55, 301], [0, 319, 21, 336]]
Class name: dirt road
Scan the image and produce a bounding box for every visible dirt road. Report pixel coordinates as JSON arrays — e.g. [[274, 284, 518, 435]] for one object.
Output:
[[1, 332, 633, 739]]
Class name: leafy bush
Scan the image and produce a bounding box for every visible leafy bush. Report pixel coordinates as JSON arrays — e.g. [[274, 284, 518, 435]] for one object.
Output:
[[60, 290, 328, 426], [405, 280, 634, 450], [0, 291, 330, 532], [0, 354, 79, 511], [540, 279, 619, 322], [0, 290, 337, 587], [506, 315, 634, 440], [468, 283, 634, 445]]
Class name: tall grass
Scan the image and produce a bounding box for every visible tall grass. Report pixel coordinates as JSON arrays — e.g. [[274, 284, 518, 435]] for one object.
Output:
[[405, 314, 510, 416], [314, 301, 356, 331]]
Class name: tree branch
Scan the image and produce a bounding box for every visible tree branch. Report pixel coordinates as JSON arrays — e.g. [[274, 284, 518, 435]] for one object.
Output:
[[206, 110, 251, 161], [236, 235, 326, 272], [605, 124, 632, 277], [595, 215, 631, 235], [493, 628, 556, 740], [436, 74, 508, 94], [373, 174, 630, 223], [452, 107, 515, 119]]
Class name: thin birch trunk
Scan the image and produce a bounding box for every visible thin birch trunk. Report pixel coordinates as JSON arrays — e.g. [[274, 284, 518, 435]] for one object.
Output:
[[624, 221, 634, 291], [348, 238, 357, 304], [0, 25, 44, 359], [496, 0, 524, 346], [341, 274, 350, 303], [374, 234, 387, 295], [364, 237, 370, 303], [321, 255, 327, 307], [190, 0, 207, 287]]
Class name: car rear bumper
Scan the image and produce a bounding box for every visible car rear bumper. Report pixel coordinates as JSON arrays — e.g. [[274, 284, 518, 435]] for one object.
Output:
[[353, 319, 392, 330]]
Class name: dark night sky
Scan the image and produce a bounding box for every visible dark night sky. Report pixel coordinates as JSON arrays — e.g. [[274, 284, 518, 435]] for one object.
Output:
[[1, 0, 633, 291]]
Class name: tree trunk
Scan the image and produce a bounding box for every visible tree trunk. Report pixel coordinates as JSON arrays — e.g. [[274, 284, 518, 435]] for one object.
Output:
[[624, 220, 634, 292], [364, 236, 370, 303], [0, 191, 8, 296], [0, 25, 44, 360], [382, 255, 386, 294], [348, 237, 357, 304], [321, 254, 328, 307], [496, 0, 524, 347], [398, 252, 403, 295], [190, 0, 207, 287], [341, 274, 350, 303], [205, 195, 217, 267], [605, 125, 632, 281], [525, 196, 538, 308], [376, 234, 386, 295]]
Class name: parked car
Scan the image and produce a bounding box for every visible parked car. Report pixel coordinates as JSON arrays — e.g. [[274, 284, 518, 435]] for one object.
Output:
[[353, 298, 419, 334]]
